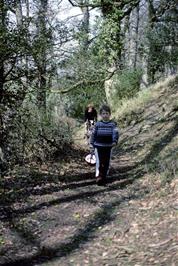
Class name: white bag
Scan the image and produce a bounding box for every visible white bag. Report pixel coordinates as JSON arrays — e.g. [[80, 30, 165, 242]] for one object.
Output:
[[85, 153, 96, 165]]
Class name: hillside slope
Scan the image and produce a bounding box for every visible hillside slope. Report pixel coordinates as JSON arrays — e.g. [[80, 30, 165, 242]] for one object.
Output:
[[0, 75, 177, 266], [115, 75, 178, 181]]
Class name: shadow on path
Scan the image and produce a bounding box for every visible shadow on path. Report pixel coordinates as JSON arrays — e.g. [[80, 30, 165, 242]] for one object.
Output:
[[1, 120, 177, 266], [3, 184, 149, 266], [1, 167, 143, 221]]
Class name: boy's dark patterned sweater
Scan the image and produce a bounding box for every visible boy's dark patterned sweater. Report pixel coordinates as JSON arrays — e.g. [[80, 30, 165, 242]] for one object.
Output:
[[90, 120, 119, 147]]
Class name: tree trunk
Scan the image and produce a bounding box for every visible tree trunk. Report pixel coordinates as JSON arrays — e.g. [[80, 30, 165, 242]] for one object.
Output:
[[0, 0, 6, 172], [25, 0, 29, 17], [133, 4, 140, 69], [147, 0, 156, 84], [80, 0, 90, 50], [36, 0, 48, 111], [0, 0, 5, 101], [15, 0, 23, 26]]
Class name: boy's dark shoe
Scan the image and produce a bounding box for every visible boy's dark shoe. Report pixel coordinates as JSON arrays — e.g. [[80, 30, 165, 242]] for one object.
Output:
[[96, 176, 102, 184], [96, 176, 106, 186]]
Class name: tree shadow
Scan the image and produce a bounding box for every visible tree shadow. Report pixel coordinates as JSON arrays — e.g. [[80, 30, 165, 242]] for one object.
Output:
[[0, 160, 137, 206], [1, 166, 141, 222], [140, 121, 178, 166], [0, 173, 95, 205], [115, 121, 178, 172], [0, 165, 143, 265], [3, 182, 149, 266], [1, 120, 177, 222], [1, 121, 177, 265]]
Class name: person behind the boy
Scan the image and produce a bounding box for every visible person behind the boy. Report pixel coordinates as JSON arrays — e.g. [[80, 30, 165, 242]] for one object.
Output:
[[84, 103, 97, 124], [84, 103, 98, 145], [90, 104, 119, 185]]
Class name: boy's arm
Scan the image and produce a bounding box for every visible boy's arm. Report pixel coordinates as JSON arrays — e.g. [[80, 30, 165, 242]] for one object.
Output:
[[112, 123, 119, 145]]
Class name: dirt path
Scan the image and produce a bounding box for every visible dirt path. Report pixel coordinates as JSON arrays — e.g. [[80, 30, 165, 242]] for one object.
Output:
[[0, 147, 177, 266], [1, 79, 178, 265]]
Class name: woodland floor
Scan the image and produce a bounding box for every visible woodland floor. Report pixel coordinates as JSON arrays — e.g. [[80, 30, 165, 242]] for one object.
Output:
[[0, 142, 177, 265], [0, 79, 178, 266]]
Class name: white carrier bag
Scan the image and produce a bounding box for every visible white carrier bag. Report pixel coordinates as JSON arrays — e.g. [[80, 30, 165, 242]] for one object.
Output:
[[85, 152, 96, 165]]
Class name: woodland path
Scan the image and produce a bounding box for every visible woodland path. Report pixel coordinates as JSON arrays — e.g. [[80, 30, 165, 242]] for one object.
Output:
[[1, 86, 178, 266]]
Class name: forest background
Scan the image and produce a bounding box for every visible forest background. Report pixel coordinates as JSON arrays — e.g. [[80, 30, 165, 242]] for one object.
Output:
[[0, 0, 177, 173]]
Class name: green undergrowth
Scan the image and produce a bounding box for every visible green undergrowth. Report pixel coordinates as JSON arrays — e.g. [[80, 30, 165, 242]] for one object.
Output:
[[115, 75, 178, 127], [115, 75, 178, 184]]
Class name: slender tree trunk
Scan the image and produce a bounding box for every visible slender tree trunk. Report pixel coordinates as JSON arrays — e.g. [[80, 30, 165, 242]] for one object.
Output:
[[0, 61, 4, 104], [24, 0, 30, 86], [25, 0, 29, 16], [81, 0, 90, 50], [36, 0, 48, 110], [15, 0, 23, 26], [37, 64, 47, 110], [122, 15, 130, 68], [147, 0, 156, 84], [0, 0, 5, 101], [133, 4, 140, 69], [0, 59, 4, 171], [0, 0, 6, 172]]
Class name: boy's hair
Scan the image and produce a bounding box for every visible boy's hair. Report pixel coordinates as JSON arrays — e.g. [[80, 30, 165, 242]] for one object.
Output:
[[99, 104, 111, 114]]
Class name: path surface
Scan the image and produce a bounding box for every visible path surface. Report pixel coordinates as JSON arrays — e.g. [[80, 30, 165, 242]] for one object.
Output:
[[0, 78, 178, 265], [0, 147, 177, 266]]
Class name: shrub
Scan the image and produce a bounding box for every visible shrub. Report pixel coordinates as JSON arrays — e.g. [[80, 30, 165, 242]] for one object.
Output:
[[9, 103, 73, 164], [112, 68, 142, 106]]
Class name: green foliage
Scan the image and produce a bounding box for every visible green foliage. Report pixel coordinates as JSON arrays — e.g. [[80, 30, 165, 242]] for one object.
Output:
[[1, 0, 178, 173], [93, 14, 122, 63], [10, 102, 73, 163], [56, 50, 107, 118], [112, 68, 142, 104], [146, 7, 178, 82], [68, 84, 106, 119]]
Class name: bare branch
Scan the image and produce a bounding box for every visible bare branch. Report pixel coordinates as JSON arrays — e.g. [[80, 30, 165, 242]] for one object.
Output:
[[68, 0, 77, 6], [68, 0, 100, 8], [4, 57, 18, 80]]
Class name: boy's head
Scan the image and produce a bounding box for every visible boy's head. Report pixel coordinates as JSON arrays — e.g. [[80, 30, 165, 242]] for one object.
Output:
[[99, 104, 111, 121]]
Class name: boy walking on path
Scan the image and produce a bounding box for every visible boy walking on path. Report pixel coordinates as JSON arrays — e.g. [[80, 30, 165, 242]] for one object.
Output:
[[90, 104, 119, 185]]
